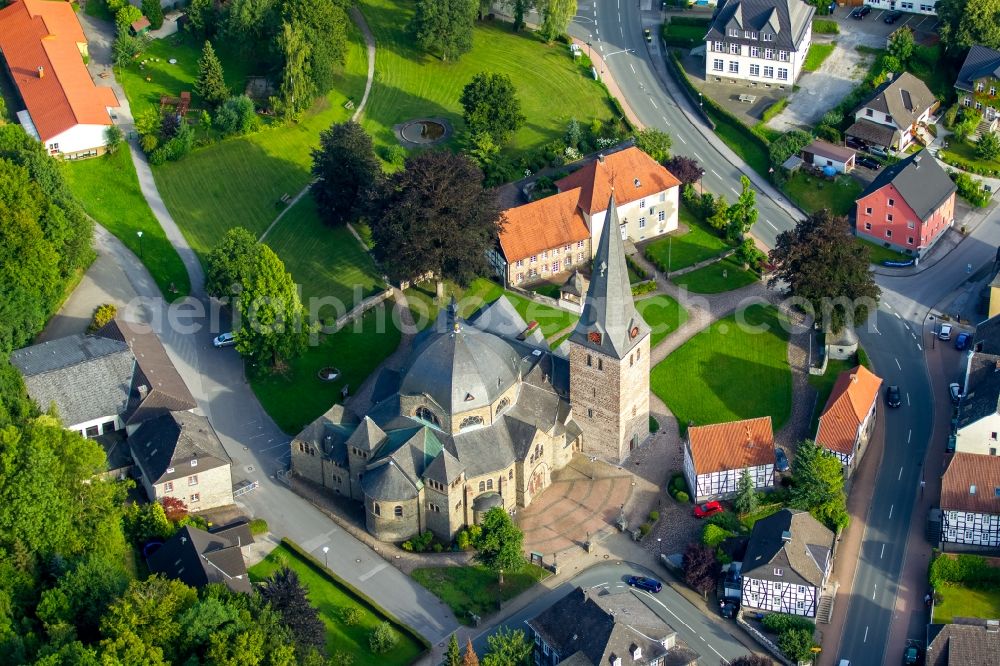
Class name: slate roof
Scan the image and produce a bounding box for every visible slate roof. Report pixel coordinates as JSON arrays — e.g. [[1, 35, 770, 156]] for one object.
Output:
[[742, 509, 834, 587], [860, 150, 957, 222], [130, 411, 231, 485], [686, 416, 775, 475], [957, 352, 1000, 430], [926, 618, 1000, 666], [561, 270, 588, 297], [424, 447, 465, 484], [146, 523, 253, 594], [955, 45, 1000, 93], [292, 403, 358, 467], [555, 146, 681, 215], [527, 588, 698, 666], [941, 452, 1000, 515], [816, 365, 882, 456], [468, 296, 548, 348], [974, 313, 1000, 355], [856, 72, 938, 128], [803, 139, 855, 163], [845, 118, 899, 148], [0, 0, 118, 143], [499, 188, 592, 263], [704, 0, 815, 53], [569, 196, 650, 360], [11, 333, 134, 428]]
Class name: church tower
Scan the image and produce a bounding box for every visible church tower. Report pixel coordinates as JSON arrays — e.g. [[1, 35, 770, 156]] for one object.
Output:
[[568, 195, 651, 463]]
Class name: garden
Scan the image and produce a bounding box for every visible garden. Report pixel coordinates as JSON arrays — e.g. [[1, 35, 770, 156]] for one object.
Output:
[[650, 304, 792, 433], [671, 255, 759, 294], [249, 541, 426, 664], [644, 204, 733, 273], [782, 170, 863, 217], [929, 552, 1000, 624], [410, 565, 549, 625], [856, 237, 910, 265]]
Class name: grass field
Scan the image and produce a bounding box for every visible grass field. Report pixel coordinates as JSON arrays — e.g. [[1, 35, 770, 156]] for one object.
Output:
[[64, 149, 191, 299], [249, 543, 424, 664], [943, 138, 1000, 173], [783, 171, 863, 216], [802, 43, 836, 72], [149, 23, 369, 255], [358, 0, 614, 155], [671, 256, 759, 294], [856, 237, 910, 265], [411, 565, 549, 626], [636, 294, 688, 348], [932, 582, 1000, 624], [651, 304, 792, 432], [264, 198, 383, 305], [250, 305, 402, 434], [807, 357, 857, 433], [644, 206, 732, 272], [707, 107, 772, 177]]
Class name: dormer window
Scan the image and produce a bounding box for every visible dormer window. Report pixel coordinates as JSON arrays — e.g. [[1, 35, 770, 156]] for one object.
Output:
[[191, 459, 198, 467], [728, 28, 739, 37], [633, 177, 641, 188], [774, 567, 783, 576], [971, 484, 977, 495], [632, 646, 642, 659], [167, 467, 175, 474], [763, 32, 774, 41]]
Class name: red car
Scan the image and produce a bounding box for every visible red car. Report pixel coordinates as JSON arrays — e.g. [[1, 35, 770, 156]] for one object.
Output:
[[693, 501, 723, 519]]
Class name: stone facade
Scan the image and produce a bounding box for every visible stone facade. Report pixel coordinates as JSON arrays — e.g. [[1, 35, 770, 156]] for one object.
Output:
[[151, 463, 233, 512], [367, 496, 421, 542]]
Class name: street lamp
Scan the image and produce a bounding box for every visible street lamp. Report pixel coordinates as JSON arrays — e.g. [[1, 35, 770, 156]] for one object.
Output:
[[498, 568, 504, 610], [667, 236, 672, 277], [698, 92, 703, 110], [587, 33, 592, 60], [656, 537, 662, 557], [322, 546, 329, 568], [136, 230, 143, 260]]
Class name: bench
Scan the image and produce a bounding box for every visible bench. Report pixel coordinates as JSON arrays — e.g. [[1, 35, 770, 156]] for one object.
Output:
[[279, 193, 291, 204], [738, 94, 757, 103]]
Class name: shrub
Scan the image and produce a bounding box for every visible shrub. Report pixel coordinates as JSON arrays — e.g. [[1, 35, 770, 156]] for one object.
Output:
[[675, 491, 689, 503], [639, 523, 652, 536], [778, 628, 817, 662], [632, 280, 657, 296], [648, 511, 660, 522], [104, 125, 124, 154], [762, 612, 816, 634], [706, 510, 742, 533], [769, 130, 812, 167], [951, 170, 990, 207], [649, 415, 660, 433], [339, 606, 363, 626], [815, 124, 841, 143], [380, 144, 407, 167], [248, 518, 268, 535], [943, 103, 960, 129], [369, 621, 398, 654], [761, 98, 788, 124], [929, 553, 1000, 588], [669, 474, 689, 495], [214, 95, 260, 137], [702, 523, 731, 548], [88, 303, 117, 333], [812, 19, 839, 33]]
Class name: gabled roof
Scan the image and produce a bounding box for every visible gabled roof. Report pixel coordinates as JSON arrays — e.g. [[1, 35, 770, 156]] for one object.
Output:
[[845, 118, 899, 149], [499, 188, 591, 263], [130, 412, 231, 485], [704, 0, 815, 53], [10, 332, 134, 427], [803, 139, 855, 163], [568, 196, 650, 360], [974, 313, 1000, 355], [941, 452, 1000, 515], [816, 365, 882, 455], [955, 45, 1000, 93], [856, 72, 937, 128], [687, 416, 775, 475], [345, 416, 387, 454], [742, 509, 834, 587], [424, 447, 465, 484], [958, 352, 1000, 430], [926, 618, 1000, 666], [860, 151, 957, 224], [146, 523, 253, 594], [555, 146, 681, 215], [0, 0, 118, 142]]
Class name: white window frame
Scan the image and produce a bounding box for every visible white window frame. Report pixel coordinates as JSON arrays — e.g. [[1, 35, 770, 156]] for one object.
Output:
[[750, 46, 760, 58], [729, 61, 739, 74], [713, 59, 724, 71]]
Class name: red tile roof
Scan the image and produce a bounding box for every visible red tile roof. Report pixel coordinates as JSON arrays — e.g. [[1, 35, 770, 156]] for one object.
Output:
[[941, 452, 1000, 515], [498, 188, 591, 263], [555, 146, 681, 215], [0, 0, 118, 143], [816, 365, 882, 455], [687, 416, 775, 475]]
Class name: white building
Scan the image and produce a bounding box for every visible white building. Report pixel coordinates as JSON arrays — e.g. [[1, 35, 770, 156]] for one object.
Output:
[[940, 452, 1000, 550], [740, 509, 834, 618], [703, 0, 815, 87], [956, 347, 1000, 456], [862, 0, 939, 15], [683, 416, 776, 502], [815, 364, 882, 475], [845, 72, 938, 154]]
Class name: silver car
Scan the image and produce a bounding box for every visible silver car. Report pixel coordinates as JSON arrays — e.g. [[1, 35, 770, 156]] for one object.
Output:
[[213, 332, 236, 348], [939, 324, 953, 341]]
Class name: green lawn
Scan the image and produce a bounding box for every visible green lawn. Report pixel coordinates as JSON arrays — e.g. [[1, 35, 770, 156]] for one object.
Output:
[[802, 43, 836, 72], [358, 0, 614, 156], [250, 305, 402, 434], [671, 256, 759, 294], [932, 582, 1000, 624], [64, 149, 191, 299], [651, 304, 792, 432], [636, 294, 688, 348], [806, 358, 857, 434], [411, 565, 550, 626], [856, 237, 910, 265], [148, 23, 369, 255], [707, 107, 771, 178], [644, 205, 732, 272], [249, 543, 424, 664], [264, 198, 384, 305], [782, 171, 863, 216], [942, 138, 1000, 173], [530, 282, 563, 299]]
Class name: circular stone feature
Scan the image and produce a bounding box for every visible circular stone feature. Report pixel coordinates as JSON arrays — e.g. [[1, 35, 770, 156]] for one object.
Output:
[[318, 367, 340, 382], [394, 117, 453, 147]]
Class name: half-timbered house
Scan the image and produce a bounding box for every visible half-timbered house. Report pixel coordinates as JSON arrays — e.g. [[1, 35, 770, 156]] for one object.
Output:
[[683, 416, 776, 502], [940, 452, 1000, 550], [815, 364, 882, 476]]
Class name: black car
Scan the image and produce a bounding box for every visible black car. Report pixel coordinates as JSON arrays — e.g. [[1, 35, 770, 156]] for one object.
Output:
[[644, 28, 652, 43], [884, 10, 903, 23], [857, 156, 881, 170], [720, 598, 739, 619], [851, 5, 872, 18], [886, 385, 901, 408], [775, 448, 790, 472], [625, 576, 662, 593]]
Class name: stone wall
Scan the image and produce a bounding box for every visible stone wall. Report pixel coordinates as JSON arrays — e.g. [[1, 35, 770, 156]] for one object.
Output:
[[154, 464, 234, 512], [366, 496, 420, 542]]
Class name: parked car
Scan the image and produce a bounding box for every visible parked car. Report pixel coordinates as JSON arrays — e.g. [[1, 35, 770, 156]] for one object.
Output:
[[886, 385, 902, 408], [693, 501, 724, 519], [719, 598, 739, 619], [955, 332, 971, 350], [857, 156, 881, 170], [869, 145, 888, 157], [949, 382, 963, 404], [904, 645, 920, 664], [626, 576, 662, 593], [213, 332, 236, 348], [939, 324, 953, 341], [884, 10, 903, 23], [644, 27, 652, 42], [851, 5, 872, 18], [775, 448, 790, 472]]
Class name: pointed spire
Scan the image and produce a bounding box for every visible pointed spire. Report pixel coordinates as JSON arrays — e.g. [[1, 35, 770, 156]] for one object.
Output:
[[569, 195, 649, 359]]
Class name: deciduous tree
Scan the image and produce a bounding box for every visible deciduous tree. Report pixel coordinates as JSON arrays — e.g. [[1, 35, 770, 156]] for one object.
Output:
[[768, 210, 880, 334], [537, 0, 576, 41], [778, 628, 816, 663], [205, 227, 259, 299], [978, 130, 1000, 161], [195, 41, 230, 108], [141, 0, 164, 29], [411, 0, 478, 60], [311, 121, 382, 226], [225, 0, 278, 46], [186, 0, 217, 39], [104, 125, 124, 154], [114, 4, 143, 35], [664, 156, 704, 185], [213, 95, 260, 136], [474, 507, 526, 573], [283, 0, 348, 95], [259, 567, 325, 652], [462, 637, 481, 666], [887, 26, 915, 63], [460, 72, 526, 146], [634, 127, 672, 163], [790, 439, 849, 531], [482, 627, 532, 666], [938, 0, 1000, 52], [734, 469, 758, 517], [273, 21, 317, 118], [725, 175, 758, 242], [730, 655, 774, 666], [682, 543, 719, 599]]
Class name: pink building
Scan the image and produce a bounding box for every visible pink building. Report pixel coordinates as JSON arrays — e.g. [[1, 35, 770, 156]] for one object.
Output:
[[854, 150, 956, 258]]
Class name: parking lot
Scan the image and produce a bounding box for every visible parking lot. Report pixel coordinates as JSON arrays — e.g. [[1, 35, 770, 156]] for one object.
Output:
[[829, 4, 941, 45]]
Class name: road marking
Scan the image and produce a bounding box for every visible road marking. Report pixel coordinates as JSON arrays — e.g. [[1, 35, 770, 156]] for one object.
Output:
[[358, 562, 388, 582], [873, 584, 878, 600], [620, 25, 623, 38], [618, 11, 620, 21], [678, 135, 687, 144], [898, 466, 903, 480], [629, 62, 635, 74], [895, 311, 902, 319], [911, 331, 917, 339], [917, 343, 923, 351], [864, 626, 869, 642], [731, 186, 739, 195], [637, 590, 694, 632], [889, 504, 894, 519], [711, 169, 721, 178], [873, 326, 881, 335], [908, 429, 912, 443], [906, 393, 911, 405], [662, 115, 671, 126], [885, 302, 893, 309], [651, 99, 658, 109], [766, 220, 778, 230], [895, 357, 901, 370], [694, 152, 702, 160], [881, 543, 885, 558]]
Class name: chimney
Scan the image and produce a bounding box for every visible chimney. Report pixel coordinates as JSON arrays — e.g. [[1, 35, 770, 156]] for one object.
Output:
[[138, 384, 149, 399], [781, 529, 792, 543], [37, 66, 44, 79], [987, 619, 999, 633], [850, 373, 858, 383], [746, 424, 753, 447], [598, 153, 605, 164]]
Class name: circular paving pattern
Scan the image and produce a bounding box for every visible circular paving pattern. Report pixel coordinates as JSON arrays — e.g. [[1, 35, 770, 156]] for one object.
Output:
[[394, 117, 452, 148]]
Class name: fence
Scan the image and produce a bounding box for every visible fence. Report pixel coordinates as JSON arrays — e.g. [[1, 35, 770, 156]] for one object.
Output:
[[331, 288, 395, 332]]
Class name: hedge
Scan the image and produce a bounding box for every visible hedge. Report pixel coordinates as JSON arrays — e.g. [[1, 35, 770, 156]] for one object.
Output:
[[760, 98, 789, 124], [664, 49, 715, 128], [669, 15, 712, 26], [278, 538, 432, 651], [762, 612, 816, 634], [632, 280, 658, 296], [812, 18, 839, 34], [930, 553, 1000, 588]]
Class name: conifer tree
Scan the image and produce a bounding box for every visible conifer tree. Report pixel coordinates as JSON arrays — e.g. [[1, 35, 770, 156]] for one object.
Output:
[[194, 41, 230, 108]]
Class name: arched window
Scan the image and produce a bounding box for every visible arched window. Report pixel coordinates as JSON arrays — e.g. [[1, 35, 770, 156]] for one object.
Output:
[[460, 415, 484, 430], [414, 406, 440, 427], [479, 481, 486, 492], [487, 479, 493, 490], [496, 397, 510, 416], [394, 505, 403, 518], [374, 503, 381, 516]]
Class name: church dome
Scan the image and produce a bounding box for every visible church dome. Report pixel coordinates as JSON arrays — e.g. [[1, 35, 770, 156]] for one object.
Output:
[[400, 320, 521, 416]]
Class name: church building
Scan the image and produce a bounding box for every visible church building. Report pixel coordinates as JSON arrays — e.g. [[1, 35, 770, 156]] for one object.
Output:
[[290, 196, 651, 541]]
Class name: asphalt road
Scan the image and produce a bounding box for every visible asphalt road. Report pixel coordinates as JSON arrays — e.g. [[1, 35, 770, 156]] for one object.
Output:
[[471, 562, 753, 663]]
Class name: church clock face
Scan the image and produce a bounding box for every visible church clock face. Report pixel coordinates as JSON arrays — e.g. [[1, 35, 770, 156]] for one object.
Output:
[[588, 331, 602, 345]]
